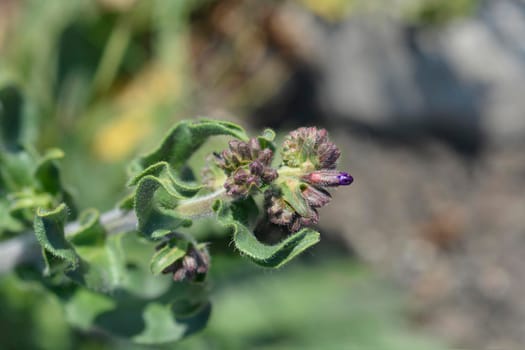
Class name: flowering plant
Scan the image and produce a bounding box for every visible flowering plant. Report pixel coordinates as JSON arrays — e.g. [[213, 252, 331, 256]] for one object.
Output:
[[1, 115, 352, 344]]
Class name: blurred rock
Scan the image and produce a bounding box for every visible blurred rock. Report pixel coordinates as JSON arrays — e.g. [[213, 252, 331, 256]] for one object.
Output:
[[318, 1, 525, 150], [256, 0, 525, 152]]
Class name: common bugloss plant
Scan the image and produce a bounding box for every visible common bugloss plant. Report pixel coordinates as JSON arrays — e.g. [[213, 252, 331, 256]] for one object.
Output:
[[0, 111, 352, 344]]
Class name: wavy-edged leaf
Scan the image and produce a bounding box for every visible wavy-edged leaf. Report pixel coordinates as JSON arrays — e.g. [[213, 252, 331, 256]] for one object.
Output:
[[130, 119, 249, 175], [34, 204, 80, 273], [33, 204, 211, 343], [214, 200, 320, 267], [33, 148, 78, 218], [134, 175, 193, 239], [129, 161, 203, 196], [34, 204, 118, 291]]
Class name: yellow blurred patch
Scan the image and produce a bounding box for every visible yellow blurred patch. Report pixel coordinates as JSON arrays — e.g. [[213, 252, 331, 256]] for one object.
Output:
[[93, 114, 151, 162], [297, 0, 353, 21], [92, 61, 184, 161]]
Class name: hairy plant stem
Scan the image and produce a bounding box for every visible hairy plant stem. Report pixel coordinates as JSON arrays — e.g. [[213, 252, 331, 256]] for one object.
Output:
[[0, 209, 137, 274], [0, 189, 230, 275], [174, 188, 228, 219]]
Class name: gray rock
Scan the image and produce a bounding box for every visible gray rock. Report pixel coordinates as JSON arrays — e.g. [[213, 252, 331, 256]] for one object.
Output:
[[317, 0, 525, 149]]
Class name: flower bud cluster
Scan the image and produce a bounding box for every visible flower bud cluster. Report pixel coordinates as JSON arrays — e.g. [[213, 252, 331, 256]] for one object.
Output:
[[214, 138, 277, 198], [281, 127, 341, 169], [162, 245, 210, 282], [266, 127, 353, 232], [265, 184, 329, 232], [203, 127, 352, 233]]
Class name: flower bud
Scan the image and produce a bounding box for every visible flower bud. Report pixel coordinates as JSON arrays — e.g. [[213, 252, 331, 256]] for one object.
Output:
[[213, 137, 278, 199], [265, 190, 295, 227], [281, 127, 341, 170], [164, 245, 210, 282], [303, 170, 353, 187], [301, 184, 332, 208]]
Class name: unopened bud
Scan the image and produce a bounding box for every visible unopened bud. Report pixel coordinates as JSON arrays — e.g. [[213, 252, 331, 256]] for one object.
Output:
[[301, 184, 332, 208], [168, 245, 210, 282], [281, 127, 341, 169], [303, 170, 353, 187], [213, 137, 279, 199]]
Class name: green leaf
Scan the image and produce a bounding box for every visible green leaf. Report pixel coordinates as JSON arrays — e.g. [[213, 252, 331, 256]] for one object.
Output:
[[129, 120, 251, 240], [67, 209, 106, 246], [0, 148, 35, 191], [134, 174, 193, 239], [64, 286, 211, 345], [129, 161, 203, 196], [150, 240, 189, 276], [33, 148, 78, 218], [33, 204, 80, 273], [33, 204, 211, 343], [130, 119, 248, 175], [257, 128, 276, 152], [34, 204, 117, 291], [0, 200, 24, 233], [214, 200, 320, 268]]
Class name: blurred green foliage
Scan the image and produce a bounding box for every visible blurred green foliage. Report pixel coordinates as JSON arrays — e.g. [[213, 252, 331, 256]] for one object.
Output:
[[1, 256, 449, 350]]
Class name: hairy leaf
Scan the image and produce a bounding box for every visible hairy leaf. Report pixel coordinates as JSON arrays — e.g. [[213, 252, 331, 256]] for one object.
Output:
[[34, 204, 79, 270], [130, 119, 248, 175], [134, 174, 193, 239], [214, 200, 320, 267], [33, 204, 211, 343]]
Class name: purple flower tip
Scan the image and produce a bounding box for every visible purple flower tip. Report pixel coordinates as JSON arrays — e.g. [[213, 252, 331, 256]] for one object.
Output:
[[337, 172, 353, 186]]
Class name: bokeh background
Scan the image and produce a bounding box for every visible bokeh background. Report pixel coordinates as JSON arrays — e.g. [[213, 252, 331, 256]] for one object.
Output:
[[1, 0, 524, 349]]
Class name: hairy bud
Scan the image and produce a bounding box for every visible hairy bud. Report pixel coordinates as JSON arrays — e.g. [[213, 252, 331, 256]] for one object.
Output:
[[162, 245, 210, 282], [265, 127, 353, 232], [214, 138, 278, 198], [281, 127, 341, 169]]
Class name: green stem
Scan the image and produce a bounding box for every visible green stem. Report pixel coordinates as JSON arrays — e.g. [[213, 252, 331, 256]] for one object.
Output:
[[174, 188, 228, 219], [277, 163, 314, 179]]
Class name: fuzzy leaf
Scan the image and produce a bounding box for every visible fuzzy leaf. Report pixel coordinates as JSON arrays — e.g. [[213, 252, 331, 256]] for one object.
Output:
[[34, 204, 117, 291], [33, 148, 77, 218], [33, 204, 211, 343], [129, 161, 202, 196], [134, 174, 193, 239], [214, 200, 320, 267], [34, 204, 80, 272], [130, 119, 248, 175]]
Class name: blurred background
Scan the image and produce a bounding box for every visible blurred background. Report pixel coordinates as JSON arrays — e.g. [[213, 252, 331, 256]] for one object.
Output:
[[1, 0, 525, 349]]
